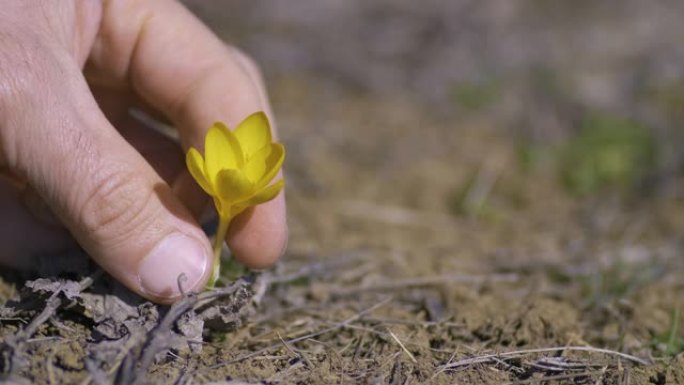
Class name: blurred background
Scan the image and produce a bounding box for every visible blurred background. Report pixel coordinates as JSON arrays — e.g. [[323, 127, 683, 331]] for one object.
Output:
[[183, 0, 684, 240], [179, 3, 684, 379], [183, 0, 684, 132]]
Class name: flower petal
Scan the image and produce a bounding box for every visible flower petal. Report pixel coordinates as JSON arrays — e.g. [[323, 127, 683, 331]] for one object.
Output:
[[186, 147, 214, 195], [216, 168, 254, 203], [204, 122, 244, 184], [237, 179, 284, 210], [243, 144, 272, 183], [234, 112, 272, 159], [255, 143, 285, 190]]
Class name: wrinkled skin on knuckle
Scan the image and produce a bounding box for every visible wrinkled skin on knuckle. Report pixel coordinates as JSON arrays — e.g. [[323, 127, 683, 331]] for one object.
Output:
[[76, 165, 158, 248]]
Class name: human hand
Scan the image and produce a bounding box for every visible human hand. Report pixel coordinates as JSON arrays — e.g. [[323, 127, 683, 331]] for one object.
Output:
[[0, 1, 287, 303]]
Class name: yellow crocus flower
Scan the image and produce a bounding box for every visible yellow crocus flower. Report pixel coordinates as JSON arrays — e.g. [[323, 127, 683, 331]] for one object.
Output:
[[186, 112, 285, 288]]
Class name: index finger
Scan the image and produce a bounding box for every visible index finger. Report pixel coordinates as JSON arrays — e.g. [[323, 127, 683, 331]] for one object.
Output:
[[86, 0, 287, 268]]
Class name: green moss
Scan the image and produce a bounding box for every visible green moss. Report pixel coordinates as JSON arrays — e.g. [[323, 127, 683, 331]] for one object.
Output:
[[516, 142, 554, 173], [451, 78, 500, 112], [645, 80, 684, 119], [560, 112, 657, 195]]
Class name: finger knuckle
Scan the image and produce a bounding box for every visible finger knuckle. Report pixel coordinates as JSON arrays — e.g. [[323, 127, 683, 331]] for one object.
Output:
[[77, 168, 157, 245]]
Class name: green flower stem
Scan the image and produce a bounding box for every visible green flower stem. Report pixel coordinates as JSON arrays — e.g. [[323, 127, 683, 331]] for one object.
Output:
[[207, 214, 232, 289]]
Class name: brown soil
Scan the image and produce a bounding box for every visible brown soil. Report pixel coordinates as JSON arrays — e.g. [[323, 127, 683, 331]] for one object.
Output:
[[2, 1, 684, 384]]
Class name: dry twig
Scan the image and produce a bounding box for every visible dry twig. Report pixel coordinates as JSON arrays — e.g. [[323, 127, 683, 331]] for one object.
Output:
[[386, 328, 417, 364], [442, 346, 650, 371], [330, 273, 518, 298]]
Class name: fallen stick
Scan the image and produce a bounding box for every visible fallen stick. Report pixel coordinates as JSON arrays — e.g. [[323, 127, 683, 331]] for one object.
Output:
[[330, 273, 518, 298], [442, 345, 651, 370]]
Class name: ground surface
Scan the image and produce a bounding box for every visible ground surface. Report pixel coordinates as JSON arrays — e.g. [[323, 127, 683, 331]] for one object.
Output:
[[2, 1, 684, 384]]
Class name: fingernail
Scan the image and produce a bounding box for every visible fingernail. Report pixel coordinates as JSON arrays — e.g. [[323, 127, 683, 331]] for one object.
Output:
[[138, 233, 209, 298]]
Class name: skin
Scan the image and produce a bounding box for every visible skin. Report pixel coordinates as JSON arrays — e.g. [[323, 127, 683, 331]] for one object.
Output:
[[0, 1, 287, 303]]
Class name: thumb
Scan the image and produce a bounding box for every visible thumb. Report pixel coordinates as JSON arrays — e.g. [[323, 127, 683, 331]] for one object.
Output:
[[1, 58, 212, 303]]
